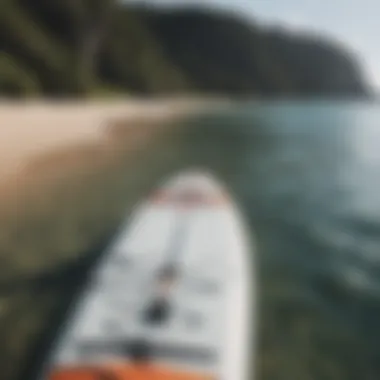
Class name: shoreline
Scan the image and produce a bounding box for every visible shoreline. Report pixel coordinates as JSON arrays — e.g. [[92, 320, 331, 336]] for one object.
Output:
[[0, 98, 230, 185], [0, 116, 191, 380]]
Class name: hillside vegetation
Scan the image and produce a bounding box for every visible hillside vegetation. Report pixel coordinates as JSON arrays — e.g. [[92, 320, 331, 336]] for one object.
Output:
[[0, 0, 370, 97]]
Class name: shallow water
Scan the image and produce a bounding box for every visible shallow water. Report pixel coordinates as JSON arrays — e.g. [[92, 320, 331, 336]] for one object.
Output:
[[163, 101, 380, 344]]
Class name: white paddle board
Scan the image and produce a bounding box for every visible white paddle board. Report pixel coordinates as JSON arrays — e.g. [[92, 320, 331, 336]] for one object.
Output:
[[42, 170, 254, 380]]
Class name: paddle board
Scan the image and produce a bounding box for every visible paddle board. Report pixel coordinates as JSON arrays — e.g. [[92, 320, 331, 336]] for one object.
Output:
[[42, 170, 254, 380]]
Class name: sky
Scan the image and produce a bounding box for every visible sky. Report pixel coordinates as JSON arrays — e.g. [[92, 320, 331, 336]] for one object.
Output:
[[126, 0, 379, 88]]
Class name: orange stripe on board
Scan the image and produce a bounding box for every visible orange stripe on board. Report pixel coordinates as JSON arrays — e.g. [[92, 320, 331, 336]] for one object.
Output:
[[48, 363, 215, 380]]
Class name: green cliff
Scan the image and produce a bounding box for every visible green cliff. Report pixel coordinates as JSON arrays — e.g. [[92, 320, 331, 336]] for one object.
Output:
[[0, 1, 370, 97]]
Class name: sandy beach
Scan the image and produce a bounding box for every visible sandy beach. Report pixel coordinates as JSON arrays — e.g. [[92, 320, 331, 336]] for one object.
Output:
[[0, 98, 217, 182]]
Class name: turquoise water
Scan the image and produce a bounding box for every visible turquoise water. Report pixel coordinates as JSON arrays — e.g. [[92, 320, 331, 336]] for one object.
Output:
[[163, 101, 380, 350]]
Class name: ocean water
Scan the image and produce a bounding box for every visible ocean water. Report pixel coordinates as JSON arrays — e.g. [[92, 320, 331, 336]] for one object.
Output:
[[163, 100, 380, 343]]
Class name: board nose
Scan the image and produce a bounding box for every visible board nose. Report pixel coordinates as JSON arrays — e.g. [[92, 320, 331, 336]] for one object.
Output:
[[150, 170, 228, 206]]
